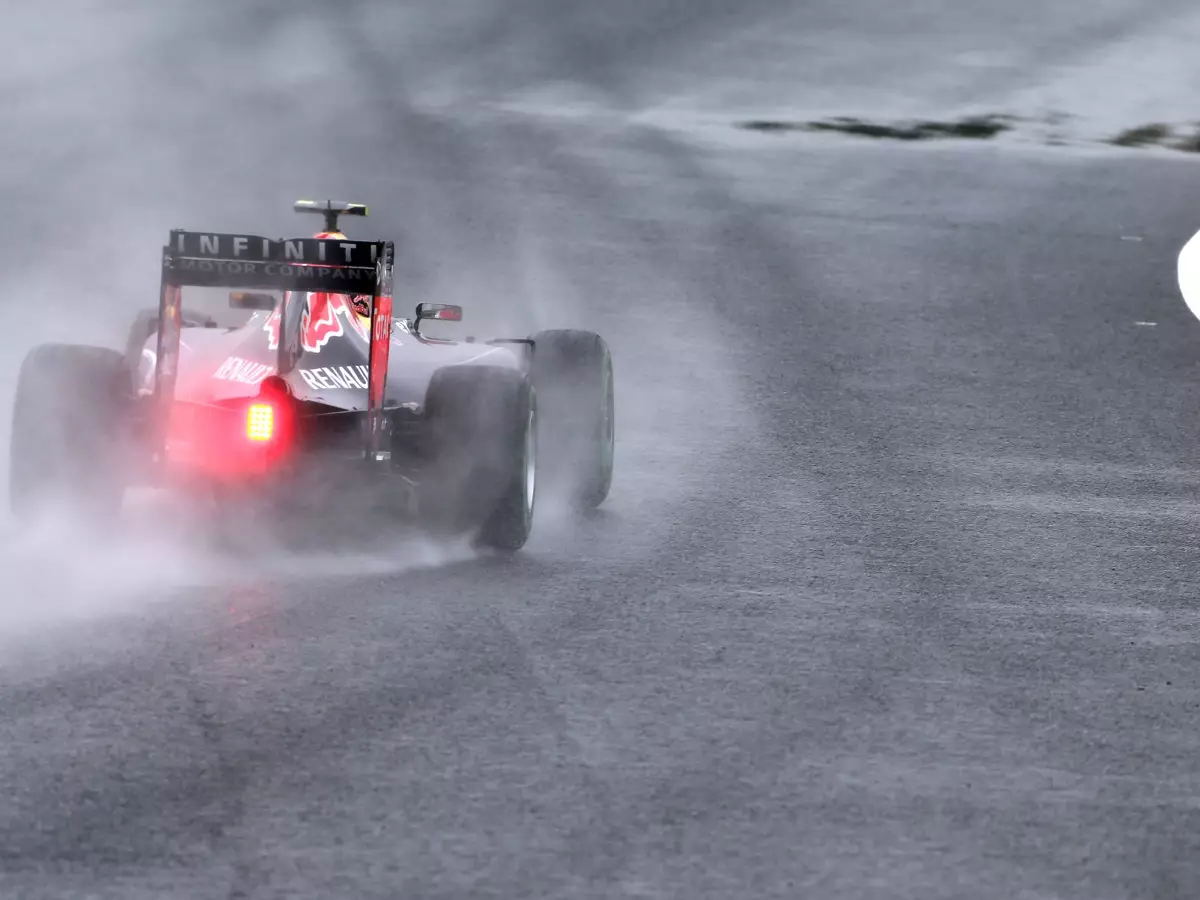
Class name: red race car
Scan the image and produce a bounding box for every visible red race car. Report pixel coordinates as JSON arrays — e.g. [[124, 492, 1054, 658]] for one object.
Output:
[[9, 200, 614, 551]]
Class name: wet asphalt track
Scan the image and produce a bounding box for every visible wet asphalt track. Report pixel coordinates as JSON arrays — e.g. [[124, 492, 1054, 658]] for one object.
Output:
[[7, 2, 1200, 898]]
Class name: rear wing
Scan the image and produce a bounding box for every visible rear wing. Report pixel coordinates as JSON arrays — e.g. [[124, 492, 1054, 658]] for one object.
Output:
[[161, 230, 389, 292], [155, 229, 397, 463]]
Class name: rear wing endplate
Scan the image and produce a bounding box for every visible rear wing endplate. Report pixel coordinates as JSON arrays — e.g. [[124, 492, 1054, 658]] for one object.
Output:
[[154, 230, 396, 464]]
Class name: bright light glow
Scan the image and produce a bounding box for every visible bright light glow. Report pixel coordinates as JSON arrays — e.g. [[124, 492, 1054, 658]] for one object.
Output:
[[246, 403, 275, 442], [1179, 227, 1200, 323]]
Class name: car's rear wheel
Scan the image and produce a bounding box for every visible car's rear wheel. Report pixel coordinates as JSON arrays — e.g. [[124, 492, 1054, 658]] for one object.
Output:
[[529, 329, 614, 510], [421, 365, 536, 551], [9, 343, 131, 523]]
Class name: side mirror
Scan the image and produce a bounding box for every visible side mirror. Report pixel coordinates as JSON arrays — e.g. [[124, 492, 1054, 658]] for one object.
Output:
[[414, 303, 462, 334], [230, 291, 277, 311], [416, 303, 463, 323]]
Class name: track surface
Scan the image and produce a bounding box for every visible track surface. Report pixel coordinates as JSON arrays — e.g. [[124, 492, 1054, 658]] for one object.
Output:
[[6, 3, 1200, 898]]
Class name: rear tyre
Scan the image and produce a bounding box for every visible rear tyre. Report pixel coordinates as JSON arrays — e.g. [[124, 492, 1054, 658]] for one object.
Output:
[[421, 365, 536, 551], [529, 329, 614, 509], [9, 343, 131, 523]]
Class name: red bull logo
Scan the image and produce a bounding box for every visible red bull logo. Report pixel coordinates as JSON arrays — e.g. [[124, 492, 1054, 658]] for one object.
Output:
[[263, 292, 370, 353]]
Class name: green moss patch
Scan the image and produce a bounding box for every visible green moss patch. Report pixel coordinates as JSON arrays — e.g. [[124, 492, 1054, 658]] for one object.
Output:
[[1108, 124, 1173, 147], [738, 114, 1015, 141]]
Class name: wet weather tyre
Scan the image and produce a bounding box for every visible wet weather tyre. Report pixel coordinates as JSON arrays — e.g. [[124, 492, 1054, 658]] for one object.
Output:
[[422, 365, 536, 551], [9, 343, 130, 523], [529, 329, 614, 509]]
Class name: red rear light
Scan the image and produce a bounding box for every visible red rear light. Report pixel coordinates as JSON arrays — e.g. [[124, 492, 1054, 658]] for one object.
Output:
[[246, 403, 275, 442]]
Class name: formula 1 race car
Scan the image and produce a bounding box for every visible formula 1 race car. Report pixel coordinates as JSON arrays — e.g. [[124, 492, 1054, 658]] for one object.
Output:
[[8, 200, 615, 551]]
